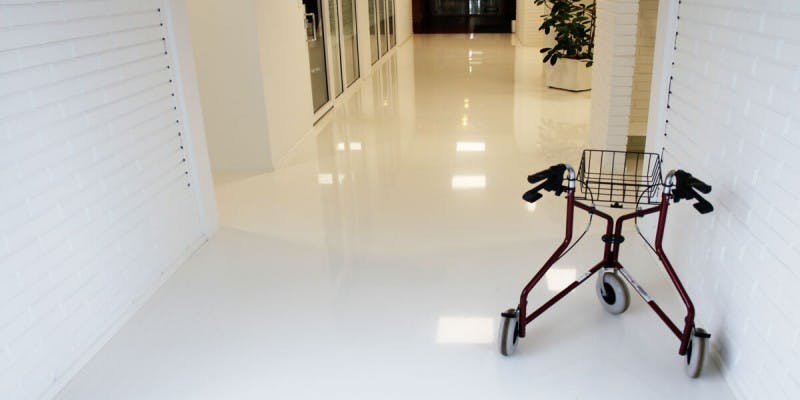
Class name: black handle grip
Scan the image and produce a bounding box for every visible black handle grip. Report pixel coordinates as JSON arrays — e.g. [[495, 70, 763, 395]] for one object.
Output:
[[527, 168, 551, 184], [673, 170, 713, 214], [527, 170, 548, 184], [523, 164, 568, 203], [527, 164, 566, 184]]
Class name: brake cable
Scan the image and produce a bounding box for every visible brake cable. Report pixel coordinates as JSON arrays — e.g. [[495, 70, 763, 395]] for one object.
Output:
[[634, 184, 659, 255], [555, 180, 595, 261]]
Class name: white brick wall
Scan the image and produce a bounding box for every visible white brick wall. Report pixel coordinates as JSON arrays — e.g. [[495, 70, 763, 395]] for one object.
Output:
[[660, 0, 800, 397], [515, 0, 546, 47], [589, 0, 639, 150], [627, 0, 656, 136], [0, 1, 207, 399]]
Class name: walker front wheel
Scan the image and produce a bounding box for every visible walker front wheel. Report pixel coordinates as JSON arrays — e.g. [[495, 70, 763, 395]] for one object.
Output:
[[498, 309, 519, 356], [685, 328, 710, 378], [595, 272, 630, 315]]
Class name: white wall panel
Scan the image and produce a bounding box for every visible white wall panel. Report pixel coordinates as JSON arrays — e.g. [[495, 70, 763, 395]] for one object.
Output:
[[186, 0, 273, 173], [652, 0, 800, 397], [0, 1, 209, 398], [254, 0, 316, 166]]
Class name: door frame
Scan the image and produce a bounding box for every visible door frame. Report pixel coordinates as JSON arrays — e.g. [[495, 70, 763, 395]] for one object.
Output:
[[313, 0, 362, 122], [312, 0, 335, 122], [342, 0, 361, 90], [371, 0, 396, 63]]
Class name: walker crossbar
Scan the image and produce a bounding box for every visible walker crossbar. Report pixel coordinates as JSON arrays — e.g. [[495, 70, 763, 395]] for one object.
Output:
[[499, 150, 714, 378]]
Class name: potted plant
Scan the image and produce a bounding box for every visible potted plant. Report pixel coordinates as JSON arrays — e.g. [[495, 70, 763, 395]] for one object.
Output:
[[534, 0, 596, 91]]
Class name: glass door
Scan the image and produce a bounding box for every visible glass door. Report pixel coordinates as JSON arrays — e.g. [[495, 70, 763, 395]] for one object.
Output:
[[387, 0, 396, 49], [370, 0, 396, 61], [377, 0, 388, 56], [303, 0, 330, 113], [368, 0, 379, 64], [340, 0, 360, 87], [327, 0, 344, 97]]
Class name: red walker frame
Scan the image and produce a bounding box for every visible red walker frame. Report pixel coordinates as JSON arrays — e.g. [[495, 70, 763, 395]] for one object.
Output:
[[501, 156, 714, 377], [517, 182, 695, 354]]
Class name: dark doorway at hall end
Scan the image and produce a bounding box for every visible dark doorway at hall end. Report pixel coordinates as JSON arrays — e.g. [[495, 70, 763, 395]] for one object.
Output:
[[413, 0, 516, 33]]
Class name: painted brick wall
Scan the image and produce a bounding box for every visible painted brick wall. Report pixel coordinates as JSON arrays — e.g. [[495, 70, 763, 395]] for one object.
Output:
[[662, 0, 800, 398], [515, 0, 546, 47], [0, 1, 207, 399], [589, 0, 639, 150], [627, 0, 656, 136]]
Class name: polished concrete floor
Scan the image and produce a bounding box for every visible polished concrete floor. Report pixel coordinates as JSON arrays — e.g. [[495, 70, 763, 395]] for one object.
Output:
[[57, 35, 734, 399]]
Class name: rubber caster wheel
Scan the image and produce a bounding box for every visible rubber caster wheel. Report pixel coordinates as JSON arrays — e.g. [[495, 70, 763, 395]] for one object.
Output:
[[498, 308, 519, 356], [685, 327, 710, 378], [596, 271, 630, 315]]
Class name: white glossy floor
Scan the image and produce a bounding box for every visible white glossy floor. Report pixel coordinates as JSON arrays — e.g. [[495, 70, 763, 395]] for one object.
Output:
[[57, 35, 734, 399]]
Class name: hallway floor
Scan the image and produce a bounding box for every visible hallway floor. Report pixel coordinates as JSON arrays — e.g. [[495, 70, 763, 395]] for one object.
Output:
[[57, 35, 734, 399]]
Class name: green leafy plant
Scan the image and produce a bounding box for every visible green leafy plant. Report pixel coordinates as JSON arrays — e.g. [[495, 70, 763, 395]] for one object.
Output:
[[534, 0, 596, 67]]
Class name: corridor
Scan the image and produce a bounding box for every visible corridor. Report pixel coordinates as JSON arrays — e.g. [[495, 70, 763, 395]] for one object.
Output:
[[56, 35, 733, 399]]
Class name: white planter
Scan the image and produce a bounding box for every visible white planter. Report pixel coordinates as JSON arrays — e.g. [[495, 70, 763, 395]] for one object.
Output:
[[545, 58, 592, 92]]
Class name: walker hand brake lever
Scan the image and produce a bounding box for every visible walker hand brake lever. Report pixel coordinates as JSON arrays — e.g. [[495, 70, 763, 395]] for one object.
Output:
[[672, 170, 714, 214], [523, 164, 568, 203], [522, 188, 543, 203], [692, 197, 714, 214]]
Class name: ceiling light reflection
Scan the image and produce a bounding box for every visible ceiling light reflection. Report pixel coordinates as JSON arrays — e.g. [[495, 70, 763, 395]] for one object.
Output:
[[317, 173, 345, 185], [452, 175, 486, 189], [456, 142, 485, 152], [336, 142, 363, 151], [436, 317, 494, 343]]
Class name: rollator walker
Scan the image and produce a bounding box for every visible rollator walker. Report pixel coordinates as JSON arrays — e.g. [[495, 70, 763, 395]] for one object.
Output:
[[499, 150, 714, 378]]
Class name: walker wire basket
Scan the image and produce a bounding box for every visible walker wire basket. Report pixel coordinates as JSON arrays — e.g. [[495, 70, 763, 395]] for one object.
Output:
[[576, 149, 663, 207]]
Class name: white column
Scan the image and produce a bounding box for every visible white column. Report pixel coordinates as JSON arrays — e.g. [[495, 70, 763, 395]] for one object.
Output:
[[589, 0, 640, 150], [628, 0, 658, 137], [515, 0, 547, 47]]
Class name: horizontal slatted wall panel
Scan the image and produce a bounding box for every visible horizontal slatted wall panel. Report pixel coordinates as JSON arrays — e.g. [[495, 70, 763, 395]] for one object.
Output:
[[663, 0, 800, 397], [0, 1, 206, 399]]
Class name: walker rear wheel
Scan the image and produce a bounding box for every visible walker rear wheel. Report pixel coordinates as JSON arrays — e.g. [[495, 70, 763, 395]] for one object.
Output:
[[685, 327, 710, 378], [595, 272, 630, 315], [498, 309, 519, 356]]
